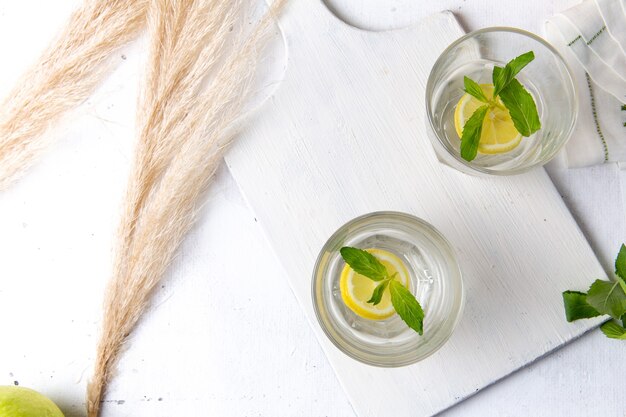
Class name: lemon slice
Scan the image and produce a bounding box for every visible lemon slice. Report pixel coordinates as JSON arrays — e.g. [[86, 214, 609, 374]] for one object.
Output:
[[454, 83, 522, 155], [340, 248, 410, 320]]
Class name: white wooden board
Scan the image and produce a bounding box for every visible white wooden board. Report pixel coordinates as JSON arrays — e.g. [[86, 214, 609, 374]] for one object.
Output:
[[225, 3, 608, 416]]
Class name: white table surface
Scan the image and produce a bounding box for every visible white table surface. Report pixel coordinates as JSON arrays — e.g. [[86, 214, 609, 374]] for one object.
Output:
[[1, 1, 625, 416]]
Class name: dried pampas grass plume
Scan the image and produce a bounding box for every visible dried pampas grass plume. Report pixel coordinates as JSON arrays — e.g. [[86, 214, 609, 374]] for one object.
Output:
[[0, 0, 147, 190], [86, 0, 286, 415]]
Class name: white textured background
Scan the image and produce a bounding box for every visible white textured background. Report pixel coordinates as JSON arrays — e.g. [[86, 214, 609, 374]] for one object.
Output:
[[0, 1, 624, 416]]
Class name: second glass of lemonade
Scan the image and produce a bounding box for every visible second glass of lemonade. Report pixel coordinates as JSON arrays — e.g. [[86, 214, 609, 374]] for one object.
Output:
[[426, 28, 577, 175]]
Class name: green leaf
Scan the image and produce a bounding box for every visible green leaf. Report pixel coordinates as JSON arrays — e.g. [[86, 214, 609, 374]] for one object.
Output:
[[460, 104, 489, 161], [615, 244, 626, 293], [507, 51, 535, 75], [492, 51, 535, 97], [498, 78, 541, 137], [600, 320, 626, 340], [340, 247, 388, 281], [586, 279, 626, 320], [492, 66, 508, 99], [367, 279, 390, 305], [463, 76, 489, 103], [562, 291, 601, 322], [389, 280, 424, 335], [615, 244, 626, 278]]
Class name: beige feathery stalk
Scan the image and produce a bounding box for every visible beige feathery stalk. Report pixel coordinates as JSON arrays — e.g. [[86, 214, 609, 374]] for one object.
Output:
[[0, 0, 147, 190], [86, 0, 286, 415]]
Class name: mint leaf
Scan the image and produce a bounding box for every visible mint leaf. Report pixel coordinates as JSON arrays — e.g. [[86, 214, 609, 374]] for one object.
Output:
[[463, 76, 488, 103], [498, 78, 541, 136], [562, 291, 601, 322], [367, 279, 390, 305], [563, 245, 626, 340], [492, 51, 535, 97], [340, 247, 387, 281], [600, 321, 626, 340], [615, 244, 626, 294], [615, 244, 626, 278], [460, 104, 489, 161], [586, 279, 626, 320], [492, 66, 507, 99], [507, 51, 535, 76], [389, 280, 424, 335]]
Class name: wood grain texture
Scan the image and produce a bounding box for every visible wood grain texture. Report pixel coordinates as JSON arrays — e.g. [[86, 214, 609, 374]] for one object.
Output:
[[225, 3, 609, 416]]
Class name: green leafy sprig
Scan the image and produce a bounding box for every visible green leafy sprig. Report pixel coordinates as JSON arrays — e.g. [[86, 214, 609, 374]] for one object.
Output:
[[460, 51, 541, 161], [340, 247, 424, 335], [563, 244, 626, 340]]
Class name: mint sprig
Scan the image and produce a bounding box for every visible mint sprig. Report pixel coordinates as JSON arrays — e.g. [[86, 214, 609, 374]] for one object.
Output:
[[459, 51, 541, 162], [340, 247, 424, 335], [498, 78, 541, 136], [492, 51, 534, 97], [563, 244, 626, 340]]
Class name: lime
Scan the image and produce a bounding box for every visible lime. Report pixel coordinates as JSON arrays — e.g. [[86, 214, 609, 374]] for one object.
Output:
[[0, 386, 64, 417]]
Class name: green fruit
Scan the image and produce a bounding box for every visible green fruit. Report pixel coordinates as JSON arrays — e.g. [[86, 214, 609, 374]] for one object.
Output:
[[0, 386, 64, 417]]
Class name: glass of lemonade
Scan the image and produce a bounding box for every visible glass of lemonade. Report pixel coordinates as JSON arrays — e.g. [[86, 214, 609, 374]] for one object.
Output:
[[426, 27, 577, 175], [311, 212, 463, 367]]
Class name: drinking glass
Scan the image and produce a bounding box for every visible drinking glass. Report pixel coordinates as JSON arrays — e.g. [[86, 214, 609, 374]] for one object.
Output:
[[425, 27, 577, 175], [311, 212, 463, 367]]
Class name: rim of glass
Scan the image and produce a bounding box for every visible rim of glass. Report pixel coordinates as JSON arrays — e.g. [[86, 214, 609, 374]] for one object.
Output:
[[425, 26, 579, 176], [311, 211, 464, 367]]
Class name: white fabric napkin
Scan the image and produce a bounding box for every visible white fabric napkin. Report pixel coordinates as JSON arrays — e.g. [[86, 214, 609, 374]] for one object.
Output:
[[546, 0, 626, 168]]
